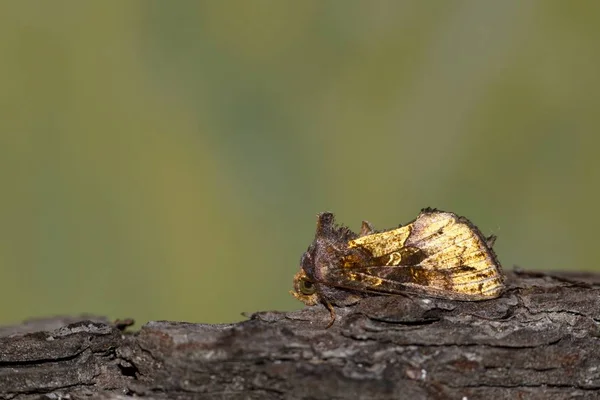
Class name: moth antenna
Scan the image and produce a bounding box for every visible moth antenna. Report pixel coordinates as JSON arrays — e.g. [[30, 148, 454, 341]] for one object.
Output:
[[316, 212, 335, 236], [325, 301, 336, 329], [359, 220, 374, 236]]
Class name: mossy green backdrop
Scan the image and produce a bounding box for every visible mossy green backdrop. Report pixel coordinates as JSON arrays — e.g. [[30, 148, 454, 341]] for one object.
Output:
[[2, 1, 599, 325]]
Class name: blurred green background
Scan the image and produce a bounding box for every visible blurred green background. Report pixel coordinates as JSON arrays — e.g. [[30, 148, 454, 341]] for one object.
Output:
[[2, 1, 599, 326]]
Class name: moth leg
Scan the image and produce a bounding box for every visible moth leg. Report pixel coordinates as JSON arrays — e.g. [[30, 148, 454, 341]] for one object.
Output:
[[325, 301, 336, 329], [359, 220, 375, 236], [486, 234, 497, 247]]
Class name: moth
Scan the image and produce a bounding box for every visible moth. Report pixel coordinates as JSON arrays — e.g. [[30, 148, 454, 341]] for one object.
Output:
[[291, 208, 505, 325]]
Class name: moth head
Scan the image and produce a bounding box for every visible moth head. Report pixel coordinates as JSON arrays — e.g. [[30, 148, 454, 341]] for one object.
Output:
[[291, 212, 359, 307], [290, 270, 319, 305]]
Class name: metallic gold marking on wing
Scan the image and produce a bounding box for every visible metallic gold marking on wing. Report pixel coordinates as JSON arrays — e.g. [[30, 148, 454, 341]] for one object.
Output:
[[387, 252, 402, 266], [348, 225, 412, 257], [347, 272, 384, 287]]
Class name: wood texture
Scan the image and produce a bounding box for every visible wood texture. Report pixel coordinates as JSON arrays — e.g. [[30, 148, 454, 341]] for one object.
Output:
[[1, 270, 600, 400]]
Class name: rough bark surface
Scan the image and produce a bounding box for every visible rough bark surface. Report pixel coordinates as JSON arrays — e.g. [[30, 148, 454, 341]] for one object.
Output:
[[1, 270, 600, 400]]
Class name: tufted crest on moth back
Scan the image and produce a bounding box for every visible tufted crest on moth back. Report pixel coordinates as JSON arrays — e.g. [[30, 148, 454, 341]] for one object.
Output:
[[315, 212, 356, 242]]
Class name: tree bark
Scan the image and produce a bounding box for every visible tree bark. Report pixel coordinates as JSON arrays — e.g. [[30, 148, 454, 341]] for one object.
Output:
[[1, 270, 600, 400]]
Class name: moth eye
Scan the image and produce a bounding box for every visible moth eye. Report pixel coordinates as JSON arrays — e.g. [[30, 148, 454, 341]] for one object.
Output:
[[299, 278, 316, 295]]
